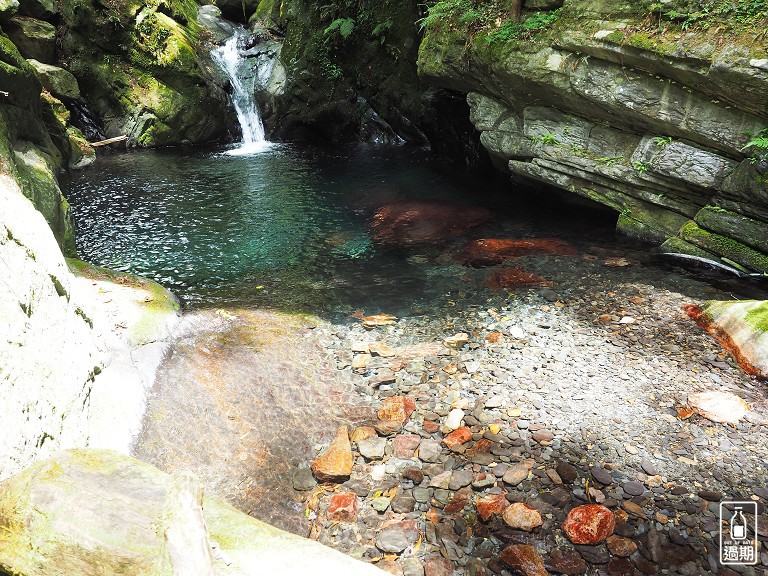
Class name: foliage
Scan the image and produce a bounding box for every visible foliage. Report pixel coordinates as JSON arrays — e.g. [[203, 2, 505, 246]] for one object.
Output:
[[529, 132, 560, 146], [742, 128, 768, 164], [485, 9, 561, 43], [648, 0, 768, 31], [417, 0, 561, 44], [653, 135, 673, 147], [324, 17, 356, 39], [633, 160, 650, 173]]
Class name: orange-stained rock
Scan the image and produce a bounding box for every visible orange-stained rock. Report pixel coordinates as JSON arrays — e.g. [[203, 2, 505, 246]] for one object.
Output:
[[378, 396, 416, 426], [327, 492, 359, 522], [370, 201, 492, 246], [485, 267, 552, 291], [562, 503, 616, 544], [311, 426, 352, 483], [499, 544, 548, 576], [443, 426, 472, 449], [502, 502, 543, 532], [466, 438, 492, 457], [350, 426, 377, 443], [425, 555, 454, 576], [461, 238, 579, 267], [476, 493, 510, 522], [485, 331, 503, 343]]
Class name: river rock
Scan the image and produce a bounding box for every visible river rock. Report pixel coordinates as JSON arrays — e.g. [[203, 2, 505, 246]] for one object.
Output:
[[392, 434, 421, 458], [503, 464, 529, 486], [485, 267, 552, 290], [477, 493, 510, 521], [419, 439, 443, 462], [502, 502, 543, 532], [292, 465, 317, 491], [606, 534, 637, 557], [424, 556, 453, 576], [350, 426, 377, 443], [358, 436, 387, 460], [443, 408, 465, 431], [377, 396, 416, 428], [327, 493, 359, 522], [443, 426, 472, 448], [545, 549, 588, 575], [369, 201, 491, 246], [562, 504, 616, 544], [376, 519, 420, 553], [556, 461, 578, 484], [311, 426, 353, 483], [498, 544, 548, 576], [460, 238, 578, 267], [687, 389, 750, 424], [443, 332, 469, 348]]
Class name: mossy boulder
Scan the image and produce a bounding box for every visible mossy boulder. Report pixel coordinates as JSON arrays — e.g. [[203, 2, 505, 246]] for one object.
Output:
[[0, 449, 386, 576], [0, 0, 19, 18], [4, 16, 55, 63], [27, 59, 81, 100], [16, 0, 55, 20]]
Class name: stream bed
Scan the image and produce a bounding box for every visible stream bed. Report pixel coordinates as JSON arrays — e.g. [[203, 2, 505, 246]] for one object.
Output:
[[64, 145, 768, 565]]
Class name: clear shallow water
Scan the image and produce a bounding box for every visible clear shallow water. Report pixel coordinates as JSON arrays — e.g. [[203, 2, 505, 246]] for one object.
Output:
[[64, 144, 766, 317]]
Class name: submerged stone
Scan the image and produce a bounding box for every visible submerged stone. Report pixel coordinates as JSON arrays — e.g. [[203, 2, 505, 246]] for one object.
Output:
[[311, 426, 353, 483], [461, 238, 578, 267]]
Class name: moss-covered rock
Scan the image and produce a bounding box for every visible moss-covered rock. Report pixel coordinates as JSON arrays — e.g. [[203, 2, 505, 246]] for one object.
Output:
[[679, 221, 768, 273], [3, 16, 55, 62], [27, 59, 81, 100], [58, 0, 228, 146]]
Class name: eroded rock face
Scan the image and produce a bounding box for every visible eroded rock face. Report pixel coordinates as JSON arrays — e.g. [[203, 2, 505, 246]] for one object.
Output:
[[418, 7, 768, 273]]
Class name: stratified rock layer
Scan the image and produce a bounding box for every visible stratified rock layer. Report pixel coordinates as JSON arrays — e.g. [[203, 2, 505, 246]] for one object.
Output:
[[418, 2, 768, 272]]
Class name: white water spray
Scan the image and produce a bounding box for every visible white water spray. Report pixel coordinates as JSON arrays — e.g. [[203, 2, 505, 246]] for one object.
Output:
[[211, 30, 271, 155]]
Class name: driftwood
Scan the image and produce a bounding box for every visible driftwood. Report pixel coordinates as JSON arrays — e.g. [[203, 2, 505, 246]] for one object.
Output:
[[89, 135, 128, 147]]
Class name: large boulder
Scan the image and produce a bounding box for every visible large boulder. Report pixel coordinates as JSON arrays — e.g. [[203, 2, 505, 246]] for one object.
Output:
[[0, 449, 386, 576], [28, 59, 81, 100]]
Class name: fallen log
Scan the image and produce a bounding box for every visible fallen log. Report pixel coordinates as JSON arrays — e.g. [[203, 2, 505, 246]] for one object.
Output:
[[89, 135, 128, 147]]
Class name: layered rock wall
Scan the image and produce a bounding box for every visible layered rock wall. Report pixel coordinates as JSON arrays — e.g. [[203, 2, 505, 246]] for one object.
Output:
[[418, 1, 768, 272]]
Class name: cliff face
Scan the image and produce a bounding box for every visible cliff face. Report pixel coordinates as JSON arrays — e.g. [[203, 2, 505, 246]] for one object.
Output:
[[417, 0, 768, 272], [1, 8, 182, 477]]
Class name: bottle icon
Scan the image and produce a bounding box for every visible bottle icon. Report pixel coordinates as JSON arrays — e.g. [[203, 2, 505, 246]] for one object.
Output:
[[730, 507, 747, 540]]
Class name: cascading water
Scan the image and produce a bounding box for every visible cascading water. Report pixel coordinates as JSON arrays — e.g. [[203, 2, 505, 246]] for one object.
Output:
[[211, 29, 272, 155]]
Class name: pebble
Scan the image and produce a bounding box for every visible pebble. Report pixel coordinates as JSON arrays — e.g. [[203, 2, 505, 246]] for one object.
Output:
[[590, 466, 613, 485], [358, 437, 387, 460], [622, 481, 644, 496]]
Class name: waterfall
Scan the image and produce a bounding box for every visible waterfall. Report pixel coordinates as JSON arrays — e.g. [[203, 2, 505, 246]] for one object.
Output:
[[211, 29, 272, 155]]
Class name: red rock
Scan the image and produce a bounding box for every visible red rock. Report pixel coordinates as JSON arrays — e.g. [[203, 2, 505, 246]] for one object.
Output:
[[461, 238, 578, 267], [310, 426, 353, 483], [485, 267, 553, 291], [562, 503, 616, 544], [327, 492, 359, 522], [370, 201, 491, 246], [444, 490, 469, 514], [606, 534, 638, 557], [498, 544, 548, 576], [476, 493, 510, 522], [485, 331, 503, 343], [392, 434, 421, 458], [502, 502, 543, 532], [443, 426, 472, 449], [425, 555, 454, 576], [422, 420, 440, 433]]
